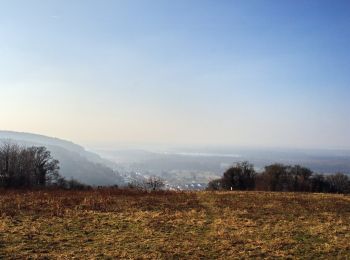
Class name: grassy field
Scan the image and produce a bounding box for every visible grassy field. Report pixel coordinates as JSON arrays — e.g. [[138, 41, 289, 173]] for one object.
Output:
[[0, 189, 349, 259]]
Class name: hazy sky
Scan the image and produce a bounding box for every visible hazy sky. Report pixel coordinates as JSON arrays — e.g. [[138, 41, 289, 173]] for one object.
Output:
[[1, 0, 349, 149]]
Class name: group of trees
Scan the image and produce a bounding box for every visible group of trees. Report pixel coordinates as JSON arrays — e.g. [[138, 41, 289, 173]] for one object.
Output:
[[0, 142, 88, 189], [0, 143, 61, 188], [208, 161, 350, 194]]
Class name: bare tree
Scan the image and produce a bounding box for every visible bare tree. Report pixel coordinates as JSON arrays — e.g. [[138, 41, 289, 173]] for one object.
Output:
[[207, 179, 222, 190], [326, 173, 350, 193], [221, 161, 256, 190], [145, 176, 165, 191], [29, 146, 60, 186]]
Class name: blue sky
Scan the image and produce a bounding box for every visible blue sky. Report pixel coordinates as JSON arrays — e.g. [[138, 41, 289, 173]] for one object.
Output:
[[0, 0, 349, 148]]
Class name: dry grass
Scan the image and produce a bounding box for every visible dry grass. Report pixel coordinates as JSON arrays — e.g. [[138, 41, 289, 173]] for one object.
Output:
[[0, 189, 349, 259]]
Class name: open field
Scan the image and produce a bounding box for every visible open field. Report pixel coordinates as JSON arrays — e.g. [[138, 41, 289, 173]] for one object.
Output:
[[0, 189, 349, 259]]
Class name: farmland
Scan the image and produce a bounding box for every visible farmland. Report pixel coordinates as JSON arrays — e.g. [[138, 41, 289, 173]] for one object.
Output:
[[0, 189, 349, 259]]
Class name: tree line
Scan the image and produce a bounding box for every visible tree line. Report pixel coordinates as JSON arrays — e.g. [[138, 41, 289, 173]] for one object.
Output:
[[208, 161, 350, 194], [0, 142, 87, 189]]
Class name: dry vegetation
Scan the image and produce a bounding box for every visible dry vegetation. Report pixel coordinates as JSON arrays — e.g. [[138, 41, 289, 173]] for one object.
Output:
[[0, 189, 349, 259]]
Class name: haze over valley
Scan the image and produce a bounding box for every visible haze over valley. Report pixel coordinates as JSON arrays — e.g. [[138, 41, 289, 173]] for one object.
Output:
[[95, 145, 350, 188], [2, 130, 349, 189]]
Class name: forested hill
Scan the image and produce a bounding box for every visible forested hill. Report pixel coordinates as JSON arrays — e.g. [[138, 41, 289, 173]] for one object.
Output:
[[0, 131, 124, 186]]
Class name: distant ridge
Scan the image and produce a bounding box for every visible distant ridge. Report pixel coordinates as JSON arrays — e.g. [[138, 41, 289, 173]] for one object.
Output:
[[0, 130, 84, 153]]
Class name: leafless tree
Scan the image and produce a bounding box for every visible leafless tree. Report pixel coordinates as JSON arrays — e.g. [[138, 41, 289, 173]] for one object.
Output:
[[0, 142, 60, 188], [144, 176, 165, 191]]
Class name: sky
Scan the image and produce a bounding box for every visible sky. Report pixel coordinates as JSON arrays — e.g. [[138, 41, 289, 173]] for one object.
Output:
[[0, 0, 349, 149]]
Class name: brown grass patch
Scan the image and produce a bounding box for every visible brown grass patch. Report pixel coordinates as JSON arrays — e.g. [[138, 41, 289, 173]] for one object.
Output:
[[0, 189, 349, 259]]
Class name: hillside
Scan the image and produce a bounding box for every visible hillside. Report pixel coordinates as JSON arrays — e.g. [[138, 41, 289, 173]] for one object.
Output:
[[0, 131, 124, 186], [0, 190, 349, 259]]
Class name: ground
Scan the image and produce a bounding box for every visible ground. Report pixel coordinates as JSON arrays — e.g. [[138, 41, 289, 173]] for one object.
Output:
[[0, 189, 349, 259]]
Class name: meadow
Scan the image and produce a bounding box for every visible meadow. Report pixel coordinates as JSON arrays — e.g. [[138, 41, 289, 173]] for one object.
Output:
[[0, 189, 349, 259]]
